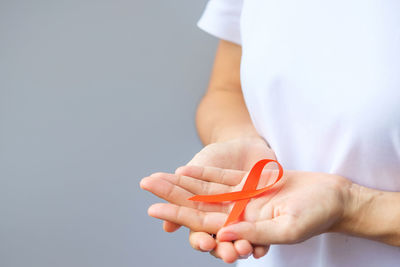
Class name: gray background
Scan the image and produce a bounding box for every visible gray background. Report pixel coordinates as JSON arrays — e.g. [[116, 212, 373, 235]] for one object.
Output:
[[0, 1, 228, 266]]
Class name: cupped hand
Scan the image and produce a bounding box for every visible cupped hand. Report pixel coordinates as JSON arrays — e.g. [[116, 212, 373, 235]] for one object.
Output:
[[152, 137, 275, 262], [141, 165, 353, 261]]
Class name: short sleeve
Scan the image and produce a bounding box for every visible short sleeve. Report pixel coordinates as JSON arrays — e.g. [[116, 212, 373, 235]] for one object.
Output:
[[197, 0, 243, 45]]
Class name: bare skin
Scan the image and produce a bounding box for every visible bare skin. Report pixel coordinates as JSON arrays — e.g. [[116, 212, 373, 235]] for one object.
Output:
[[161, 40, 272, 262], [168, 137, 276, 262], [141, 165, 400, 255], [142, 40, 400, 263], [141, 167, 351, 246]]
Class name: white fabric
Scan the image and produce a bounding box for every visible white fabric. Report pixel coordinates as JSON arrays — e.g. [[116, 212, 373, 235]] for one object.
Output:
[[198, 0, 243, 45], [198, 1, 400, 266]]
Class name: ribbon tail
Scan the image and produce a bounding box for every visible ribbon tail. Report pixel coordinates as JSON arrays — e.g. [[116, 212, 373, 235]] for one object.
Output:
[[187, 159, 284, 227], [223, 198, 249, 227]]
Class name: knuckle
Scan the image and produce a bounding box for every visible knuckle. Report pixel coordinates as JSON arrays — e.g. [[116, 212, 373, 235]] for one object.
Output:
[[175, 174, 182, 185], [175, 206, 185, 223], [150, 172, 165, 178], [201, 180, 211, 195], [219, 169, 226, 184]]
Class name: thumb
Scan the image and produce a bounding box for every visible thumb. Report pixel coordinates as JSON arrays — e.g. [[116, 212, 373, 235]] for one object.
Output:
[[216, 218, 294, 245]]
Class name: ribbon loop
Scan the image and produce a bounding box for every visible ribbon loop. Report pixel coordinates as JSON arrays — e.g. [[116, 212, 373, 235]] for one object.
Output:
[[189, 159, 283, 226]]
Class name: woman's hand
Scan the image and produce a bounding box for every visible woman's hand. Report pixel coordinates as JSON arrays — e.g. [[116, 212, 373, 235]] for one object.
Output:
[[141, 165, 354, 261], [152, 137, 276, 263]]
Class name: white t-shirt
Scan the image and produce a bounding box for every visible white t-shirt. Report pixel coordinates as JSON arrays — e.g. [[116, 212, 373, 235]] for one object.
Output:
[[198, 0, 400, 266]]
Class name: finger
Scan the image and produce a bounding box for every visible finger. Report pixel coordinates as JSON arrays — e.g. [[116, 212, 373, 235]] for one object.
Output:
[[175, 165, 246, 186], [217, 216, 296, 245], [189, 230, 216, 252], [253, 245, 269, 259], [210, 241, 239, 263], [233, 239, 253, 258], [148, 203, 227, 233], [163, 220, 181, 233], [141, 176, 229, 213], [151, 172, 233, 196]]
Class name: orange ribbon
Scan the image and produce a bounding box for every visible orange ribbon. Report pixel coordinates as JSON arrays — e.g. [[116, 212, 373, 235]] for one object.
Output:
[[188, 159, 284, 227]]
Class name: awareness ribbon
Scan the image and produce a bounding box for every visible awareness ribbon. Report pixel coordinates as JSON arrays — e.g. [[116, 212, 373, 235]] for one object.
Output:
[[188, 159, 284, 227]]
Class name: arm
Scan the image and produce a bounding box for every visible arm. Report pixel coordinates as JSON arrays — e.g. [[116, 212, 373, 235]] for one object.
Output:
[[200, 42, 400, 246], [201, 43, 400, 245], [144, 168, 400, 251], [163, 40, 274, 262], [334, 183, 400, 246], [196, 40, 263, 145]]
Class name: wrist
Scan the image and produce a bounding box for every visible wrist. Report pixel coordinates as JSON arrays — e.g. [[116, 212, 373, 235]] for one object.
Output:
[[330, 182, 363, 235], [209, 126, 261, 144], [215, 135, 271, 150], [332, 182, 400, 246], [209, 126, 269, 148]]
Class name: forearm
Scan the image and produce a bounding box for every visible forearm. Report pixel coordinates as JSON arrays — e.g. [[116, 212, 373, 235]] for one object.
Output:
[[196, 40, 264, 146], [196, 89, 261, 145], [336, 183, 400, 246]]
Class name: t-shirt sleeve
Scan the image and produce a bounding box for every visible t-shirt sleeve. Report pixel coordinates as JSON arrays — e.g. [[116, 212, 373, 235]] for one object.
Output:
[[197, 0, 243, 45]]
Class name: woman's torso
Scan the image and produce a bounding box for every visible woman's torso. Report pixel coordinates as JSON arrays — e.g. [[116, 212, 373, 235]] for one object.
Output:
[[238, 0, 400, 266]]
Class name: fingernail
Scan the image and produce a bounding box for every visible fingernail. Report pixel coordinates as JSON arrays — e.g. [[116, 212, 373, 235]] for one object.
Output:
[[199, 242, 213, 252], [221, 232, 238, 241], [175, 167, 184, 174], [200, 247, 212, 252], [239, 253, 252, 260], [139, 177, 149, 189]]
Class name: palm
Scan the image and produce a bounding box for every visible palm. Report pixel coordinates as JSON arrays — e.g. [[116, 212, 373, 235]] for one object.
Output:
[[230, 170, 346, 243], [141, 166, 349, 245], [142, 165, 279, 234], [143, 138, 275, 262], [164, 138, 274, 229], [185, 138, 276, 170]]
